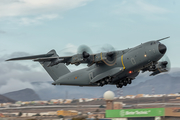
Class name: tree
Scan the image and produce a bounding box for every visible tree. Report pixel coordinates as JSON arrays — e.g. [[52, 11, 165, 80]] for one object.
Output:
[[95, 109, 100, 112], [33, 113, 41, 116], [18, 112, 22, 116], [99, 105, 105, 108], [95, 115, 99, 120], [58, 115, 64, 118], [72, 116, 87, 120]]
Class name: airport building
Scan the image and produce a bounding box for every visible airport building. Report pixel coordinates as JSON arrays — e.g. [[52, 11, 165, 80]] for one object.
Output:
[[104, 91, 180, 120], [57, 110, 78, 116], [106, 107, 180, 120]]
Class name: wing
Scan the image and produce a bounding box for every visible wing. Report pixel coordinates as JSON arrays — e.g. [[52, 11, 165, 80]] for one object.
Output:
[[6, 50, 73, 67], [6, 53, 54, 61], [6, 49, 99, 67], [6, 49, 125, 67]]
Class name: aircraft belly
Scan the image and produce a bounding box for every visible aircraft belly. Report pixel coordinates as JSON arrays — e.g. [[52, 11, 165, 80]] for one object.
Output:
[[90, 67, 124, 83], [55, 69, 90, 86]]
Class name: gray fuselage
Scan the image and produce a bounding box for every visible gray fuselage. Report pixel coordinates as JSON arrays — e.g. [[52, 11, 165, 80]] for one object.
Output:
[[53, 41, 164, 86]]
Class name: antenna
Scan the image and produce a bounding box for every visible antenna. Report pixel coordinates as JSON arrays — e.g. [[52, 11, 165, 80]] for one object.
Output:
[[157, 36, 170, 42]]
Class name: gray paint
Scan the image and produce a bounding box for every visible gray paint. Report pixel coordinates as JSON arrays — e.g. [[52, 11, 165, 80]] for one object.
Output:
[[6, 39, 168, 88]]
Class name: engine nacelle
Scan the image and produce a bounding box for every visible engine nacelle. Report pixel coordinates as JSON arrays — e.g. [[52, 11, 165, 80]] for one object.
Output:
[[150, 61, 168, 76]]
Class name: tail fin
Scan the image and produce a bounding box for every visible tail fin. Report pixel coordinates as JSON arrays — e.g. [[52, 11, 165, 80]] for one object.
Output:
[[39, 50, 70, 81], [6, 49, 70, 81]]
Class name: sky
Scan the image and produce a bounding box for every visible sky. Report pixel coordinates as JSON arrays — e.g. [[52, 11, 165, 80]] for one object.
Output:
[[0, 0, 180, 94]]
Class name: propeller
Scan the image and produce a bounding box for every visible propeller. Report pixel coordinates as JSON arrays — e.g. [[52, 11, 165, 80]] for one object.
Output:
[[99, 44, 117, 66], [77, 45, 93, 59], [59, 44, 117, 66], [100, 44, 116, 53], [150, 55, 171, 76], [158, 55, 171, 72]]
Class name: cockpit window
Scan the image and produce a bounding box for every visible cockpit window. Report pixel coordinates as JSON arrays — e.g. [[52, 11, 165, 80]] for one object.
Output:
[[151, 42, 156, 45]]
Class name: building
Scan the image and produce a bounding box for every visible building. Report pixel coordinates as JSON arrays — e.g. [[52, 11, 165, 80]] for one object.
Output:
[[88, 112, 105, 119], [103, 91, 180, 120], [57, 110, 78, 116], [0, 113, 5, 117], [106, 107, 180, 120]]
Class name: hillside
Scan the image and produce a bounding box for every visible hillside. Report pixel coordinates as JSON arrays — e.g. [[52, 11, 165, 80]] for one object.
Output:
[[31, 73, 180, 100], [2, 73, 180, 101], [0, 94, 15, 103], [117, 74, 180, 96], [3, 88, 41, 101]]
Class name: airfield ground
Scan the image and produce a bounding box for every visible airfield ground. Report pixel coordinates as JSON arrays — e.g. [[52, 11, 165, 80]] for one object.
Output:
[[0, 96, 180, 114]]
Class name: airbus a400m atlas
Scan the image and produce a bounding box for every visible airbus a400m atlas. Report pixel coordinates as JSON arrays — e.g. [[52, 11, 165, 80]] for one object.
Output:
[[6, 37, 170, 88]]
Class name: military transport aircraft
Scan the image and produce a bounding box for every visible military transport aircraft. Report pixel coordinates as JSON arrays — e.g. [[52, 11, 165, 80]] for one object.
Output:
[[6, 37, 170, 88]]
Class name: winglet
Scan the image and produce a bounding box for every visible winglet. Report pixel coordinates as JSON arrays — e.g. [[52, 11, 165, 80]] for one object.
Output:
[[157, 36, 170, 42]]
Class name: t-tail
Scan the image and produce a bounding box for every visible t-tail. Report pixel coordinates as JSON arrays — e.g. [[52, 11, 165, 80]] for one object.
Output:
[[6, 50, 70, 81]]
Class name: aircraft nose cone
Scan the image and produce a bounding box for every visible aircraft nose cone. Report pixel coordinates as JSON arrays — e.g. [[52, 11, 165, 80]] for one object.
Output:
[[159, 43, 167, 54]]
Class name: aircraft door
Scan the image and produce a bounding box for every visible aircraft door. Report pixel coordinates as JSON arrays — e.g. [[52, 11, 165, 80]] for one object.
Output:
[[89, 72, 94, 80], [123, 45, 148, 72], [131, 58, 136, 65], [129, 45, 146, 67]]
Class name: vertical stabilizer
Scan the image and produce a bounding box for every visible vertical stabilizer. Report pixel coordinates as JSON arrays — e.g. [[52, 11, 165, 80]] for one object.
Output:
[[39, 50, 70, 81]]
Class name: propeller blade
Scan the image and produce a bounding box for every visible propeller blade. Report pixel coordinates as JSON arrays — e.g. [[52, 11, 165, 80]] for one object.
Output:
[[100, 44, 115, 53], [159, 55, 171, 72], [77, 45, 93, 58]]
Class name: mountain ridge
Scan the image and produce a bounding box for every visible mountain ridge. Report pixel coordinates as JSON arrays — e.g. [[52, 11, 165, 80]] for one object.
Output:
[[2, 73, 180, 101], [3, 88, 41, 101], [0, 94, 15, 103], [32, 73, 180, 100]]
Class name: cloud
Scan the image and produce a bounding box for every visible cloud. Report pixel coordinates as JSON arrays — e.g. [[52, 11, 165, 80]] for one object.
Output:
[[19, 14, 59, 25], [0, 78, 34, 94], [114, 0, 170, 20], [0, 52, 53, 94], [0, 0, 91, 17], [0, 0, 91, 24], [136, 1, 169, 14], [7, 51, 31, 58], [0, 51, 84, 94], [0, 30, 6, 34]]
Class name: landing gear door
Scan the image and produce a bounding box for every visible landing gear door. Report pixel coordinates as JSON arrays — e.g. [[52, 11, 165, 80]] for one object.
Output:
[[89, 72, 94, 80]]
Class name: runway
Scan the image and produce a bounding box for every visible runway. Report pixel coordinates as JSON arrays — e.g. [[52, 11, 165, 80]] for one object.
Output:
[[0, 104, 100, 110]]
